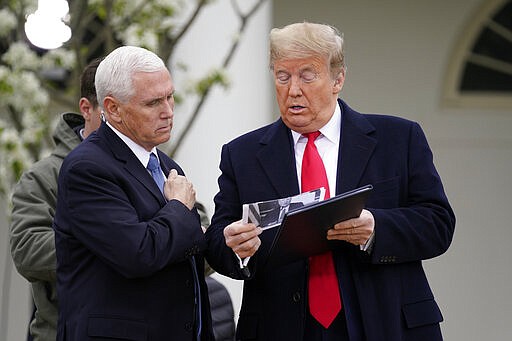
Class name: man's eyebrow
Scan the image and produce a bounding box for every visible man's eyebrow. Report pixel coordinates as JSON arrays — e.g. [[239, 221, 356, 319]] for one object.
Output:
[[275, 65, 317, 72], [141, 90, 174, 104], [299, 65, 317, 72], [140, 96, 160, 105]]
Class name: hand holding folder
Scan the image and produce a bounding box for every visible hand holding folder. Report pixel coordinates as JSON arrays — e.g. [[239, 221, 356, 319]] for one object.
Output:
[[264, 184, 373, 268]]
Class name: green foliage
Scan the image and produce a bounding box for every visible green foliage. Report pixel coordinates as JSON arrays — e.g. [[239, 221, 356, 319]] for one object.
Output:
[[195, 69, 230, 96]]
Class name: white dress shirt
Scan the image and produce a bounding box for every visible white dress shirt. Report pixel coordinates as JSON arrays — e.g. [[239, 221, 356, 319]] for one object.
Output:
[[291, 104, 341, 196], [106, 121, 164, 177]]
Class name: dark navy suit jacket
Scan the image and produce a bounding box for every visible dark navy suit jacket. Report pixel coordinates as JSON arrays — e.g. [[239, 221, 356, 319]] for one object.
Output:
[[54, 122, 214, 340], [205, 99, 455, 341]]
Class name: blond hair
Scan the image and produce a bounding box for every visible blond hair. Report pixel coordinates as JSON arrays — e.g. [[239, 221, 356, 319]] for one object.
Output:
[[269, 22, 346, 79]]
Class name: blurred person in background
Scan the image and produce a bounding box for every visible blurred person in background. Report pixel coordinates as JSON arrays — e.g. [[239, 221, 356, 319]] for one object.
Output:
[[10, 57, 103, 341]]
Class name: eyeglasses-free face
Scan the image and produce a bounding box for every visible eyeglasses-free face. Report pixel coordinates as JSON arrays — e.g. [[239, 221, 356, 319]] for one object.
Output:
[[273, 55, 344, 134]]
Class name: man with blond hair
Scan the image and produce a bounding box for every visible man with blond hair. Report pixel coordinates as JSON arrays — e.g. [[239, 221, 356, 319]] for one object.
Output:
[[206, 22, 455, 341]]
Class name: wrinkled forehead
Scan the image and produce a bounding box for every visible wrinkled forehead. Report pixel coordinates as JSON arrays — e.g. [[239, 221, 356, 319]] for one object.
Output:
[[129, 70, 174, 100], [273, 55, 329, 73]]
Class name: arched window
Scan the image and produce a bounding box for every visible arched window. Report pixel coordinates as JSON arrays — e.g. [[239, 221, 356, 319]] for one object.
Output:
[[443, 0, 512, 108]]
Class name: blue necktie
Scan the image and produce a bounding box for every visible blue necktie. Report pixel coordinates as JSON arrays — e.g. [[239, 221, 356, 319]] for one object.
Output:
[[147, 153, 165, 193]]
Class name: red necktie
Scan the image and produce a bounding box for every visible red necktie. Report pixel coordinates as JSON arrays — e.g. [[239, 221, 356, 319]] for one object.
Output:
[[301, 131, 342, 328]]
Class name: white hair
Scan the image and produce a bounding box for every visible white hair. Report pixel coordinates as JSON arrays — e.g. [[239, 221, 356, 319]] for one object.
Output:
[[95, 46, 166, 107]]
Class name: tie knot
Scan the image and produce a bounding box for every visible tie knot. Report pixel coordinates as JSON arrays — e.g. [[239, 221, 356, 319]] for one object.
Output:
[[304, 131, 321, 142], [147, 153, 160, 171]]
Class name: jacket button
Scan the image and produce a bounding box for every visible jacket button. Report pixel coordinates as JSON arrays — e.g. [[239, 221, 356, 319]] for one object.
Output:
[[185, 322, 193, 331], [293, 292, 301, 302]]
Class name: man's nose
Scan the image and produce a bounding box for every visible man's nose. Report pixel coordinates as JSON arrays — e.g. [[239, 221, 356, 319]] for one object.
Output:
[[162, 99, 174, 117], [288, 76, 302, 97]]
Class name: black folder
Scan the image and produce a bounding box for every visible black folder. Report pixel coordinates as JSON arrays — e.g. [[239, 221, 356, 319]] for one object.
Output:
[[264, 184, 373, 268]]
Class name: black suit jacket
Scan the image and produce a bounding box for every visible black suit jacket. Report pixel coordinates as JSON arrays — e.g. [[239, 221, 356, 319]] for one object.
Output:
[[205, 99, 455, 340], [54, 122, 214, 340]]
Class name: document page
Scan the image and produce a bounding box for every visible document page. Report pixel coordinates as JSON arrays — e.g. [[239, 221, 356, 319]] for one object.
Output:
[[242, 187, 326, 230]]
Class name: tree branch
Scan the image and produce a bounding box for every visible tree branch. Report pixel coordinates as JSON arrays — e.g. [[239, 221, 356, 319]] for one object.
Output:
[[172, 0, 209, 47], [168, 0, 268, 156], [160, 0, 209, 63], [44, 84, 76, 110]]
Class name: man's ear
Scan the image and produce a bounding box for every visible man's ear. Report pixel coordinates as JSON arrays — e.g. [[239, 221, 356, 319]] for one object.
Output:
[[333, 71, 345, 94], [103, 96, 121, 123], [79, 97, 93, 121]]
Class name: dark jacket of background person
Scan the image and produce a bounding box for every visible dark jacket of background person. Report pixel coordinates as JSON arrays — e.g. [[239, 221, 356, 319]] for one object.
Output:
[[205, 99, 455, 340], [206, 276, 236, 341], [10, 113, 84, 341]]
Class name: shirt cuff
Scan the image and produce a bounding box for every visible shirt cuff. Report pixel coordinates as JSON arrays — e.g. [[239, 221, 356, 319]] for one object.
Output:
[[360, 231, 375, 253]]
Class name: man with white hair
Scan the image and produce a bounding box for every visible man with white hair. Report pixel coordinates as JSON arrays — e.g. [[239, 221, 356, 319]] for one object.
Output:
[[53, 46, 214, 340]]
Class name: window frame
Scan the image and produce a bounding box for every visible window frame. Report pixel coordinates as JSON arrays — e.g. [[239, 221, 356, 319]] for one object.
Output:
[[442, 0, 512, 109]]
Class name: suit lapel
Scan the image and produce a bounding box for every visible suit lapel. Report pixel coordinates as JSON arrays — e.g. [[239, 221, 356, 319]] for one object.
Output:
[[255, 120, 300, 198], [336, 100, 377, 194], [125, 156, 165, 203], [99, 122, 166, 203], [158, 150, 172, 177]]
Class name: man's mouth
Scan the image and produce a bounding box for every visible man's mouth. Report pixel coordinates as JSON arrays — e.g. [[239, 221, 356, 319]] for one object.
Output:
[[157, 124, 171, 132], [289, 105, 305, 113]]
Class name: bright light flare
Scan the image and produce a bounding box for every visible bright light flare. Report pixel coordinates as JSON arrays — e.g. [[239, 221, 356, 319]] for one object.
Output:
[[25, 0, 71, 50]]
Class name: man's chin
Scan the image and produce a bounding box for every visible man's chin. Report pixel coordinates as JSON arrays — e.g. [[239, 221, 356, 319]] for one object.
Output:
[[155, 132, 171, 144], [283, 117, 314, 133]]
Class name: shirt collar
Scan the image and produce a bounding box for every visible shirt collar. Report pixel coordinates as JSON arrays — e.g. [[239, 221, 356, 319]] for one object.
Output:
[[291, 102, 341, 146], [106, 121, 158, 167]]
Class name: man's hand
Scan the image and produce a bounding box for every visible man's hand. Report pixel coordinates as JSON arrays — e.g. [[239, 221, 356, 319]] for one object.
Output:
[[327, 209, 374, 246], [163, 169, 196, 210], [224, 220, 262, 259]]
